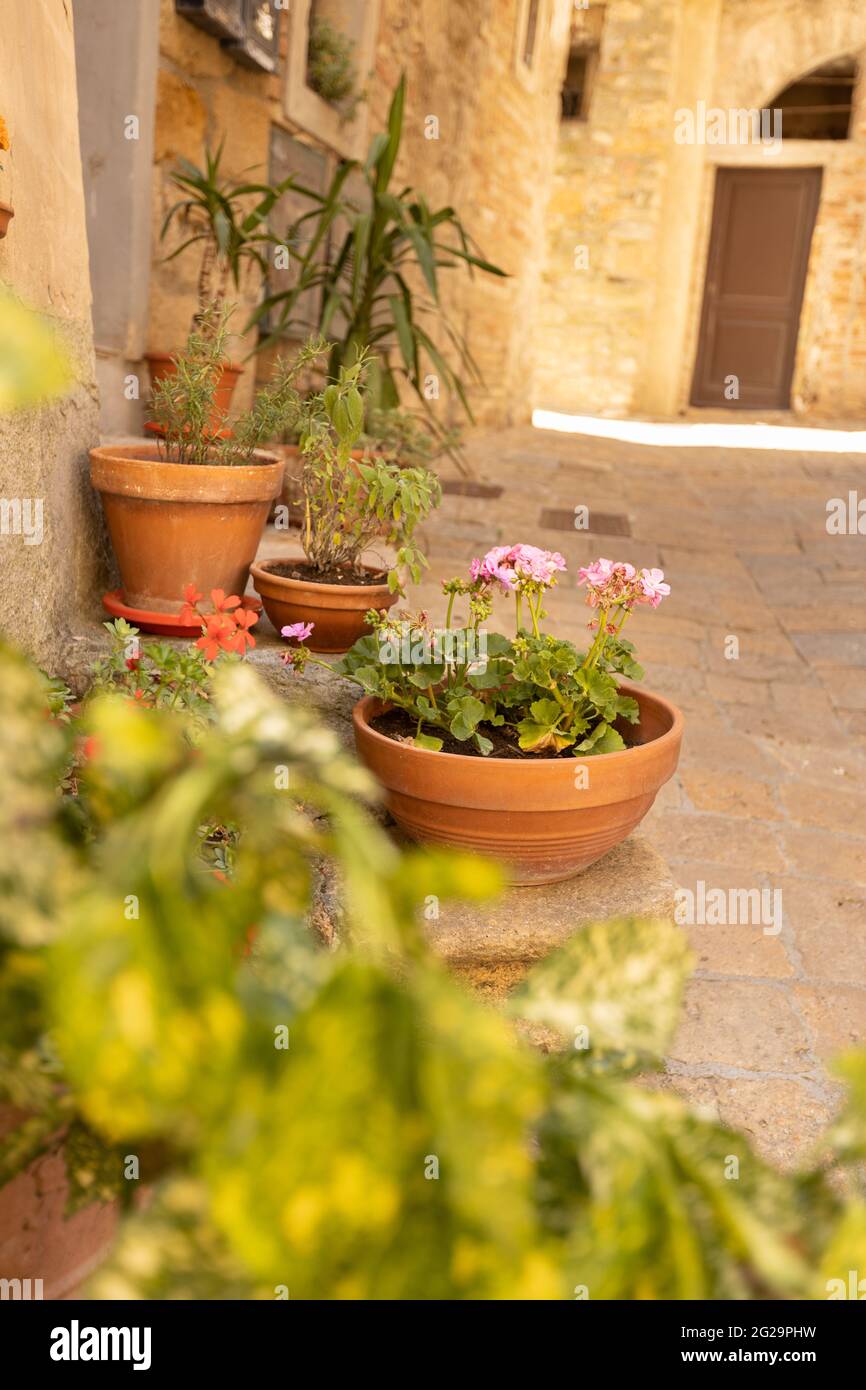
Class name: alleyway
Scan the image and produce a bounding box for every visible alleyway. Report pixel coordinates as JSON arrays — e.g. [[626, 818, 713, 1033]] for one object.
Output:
[[408, 424, 866, 1168]]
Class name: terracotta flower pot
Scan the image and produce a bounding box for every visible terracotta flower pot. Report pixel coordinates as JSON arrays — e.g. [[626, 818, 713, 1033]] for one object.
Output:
[[145, 352, 243, 434], [0, 1107, 118, 1299], [251, 559, 398, 654], [90, 443, 284, 612], [352, 682, 684, 885], [0, 201, 14, 238]]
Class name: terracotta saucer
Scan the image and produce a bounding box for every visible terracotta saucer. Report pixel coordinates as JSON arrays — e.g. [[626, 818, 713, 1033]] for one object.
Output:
[[101, 590, 261, 638]]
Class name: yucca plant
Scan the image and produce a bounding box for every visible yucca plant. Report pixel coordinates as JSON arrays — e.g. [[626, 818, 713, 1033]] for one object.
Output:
[[251, 77, 507, 447], [162, 142, 295, 336]]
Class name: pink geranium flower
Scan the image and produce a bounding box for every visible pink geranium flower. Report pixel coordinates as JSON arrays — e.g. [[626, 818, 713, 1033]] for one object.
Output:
[[636, 568, 670, 607], [281, 622, 314, 642], [511, 544, 567, 584], [578, 559, 638, 607], [470, 544, 567, 593]]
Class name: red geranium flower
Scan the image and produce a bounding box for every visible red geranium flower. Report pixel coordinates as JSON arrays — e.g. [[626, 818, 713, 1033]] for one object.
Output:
[[227, 606, 258, 653], [211, 589, 241, 613], [196, 612, 236, 661]]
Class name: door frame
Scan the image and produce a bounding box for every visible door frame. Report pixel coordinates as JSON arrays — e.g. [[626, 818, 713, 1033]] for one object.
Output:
[[689, 165, 823, 410]]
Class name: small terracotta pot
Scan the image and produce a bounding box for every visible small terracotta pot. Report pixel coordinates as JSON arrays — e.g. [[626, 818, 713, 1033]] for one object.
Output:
[[0, 201, 14, 238], [352, 683, 684, 885], [146, 353, 243, 434], [251, 559, 397, 653], [90, 443, 284, 612], [0, 1106, 118, 1299]]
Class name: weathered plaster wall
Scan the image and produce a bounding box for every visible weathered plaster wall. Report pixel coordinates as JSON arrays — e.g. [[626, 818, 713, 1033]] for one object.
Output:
[[146, 0, 570, 427], [74, 0, 161, 437], [0, 0, 107, 669]]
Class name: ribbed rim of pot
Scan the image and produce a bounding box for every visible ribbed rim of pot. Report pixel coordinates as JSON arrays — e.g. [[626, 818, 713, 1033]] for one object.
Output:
[[90, 444, 284, 502], [353, 681, 684, 766], [251, 558, 392, 596], [90, 443, 280, 470]]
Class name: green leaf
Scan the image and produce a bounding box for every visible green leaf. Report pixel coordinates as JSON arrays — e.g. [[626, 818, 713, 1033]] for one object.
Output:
[[575, 721, 625, 755], [509, 916, 692, 1061], [529, 698, 562, 725], [413, 732, 443, 752]]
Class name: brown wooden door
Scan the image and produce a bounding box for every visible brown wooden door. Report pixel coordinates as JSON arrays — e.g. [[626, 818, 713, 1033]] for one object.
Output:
[[690, 167, 822, 409]]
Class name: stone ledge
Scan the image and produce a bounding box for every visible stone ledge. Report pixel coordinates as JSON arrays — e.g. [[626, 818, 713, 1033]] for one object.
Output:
[[64, 620, 358, 742], [428, 836, 678, 995]]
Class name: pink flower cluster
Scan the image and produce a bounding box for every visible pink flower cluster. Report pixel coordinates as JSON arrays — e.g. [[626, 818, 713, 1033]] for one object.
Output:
[[470, 544, 567, 592], [280, 621, 314, 666], [577, 559, 670, 609]]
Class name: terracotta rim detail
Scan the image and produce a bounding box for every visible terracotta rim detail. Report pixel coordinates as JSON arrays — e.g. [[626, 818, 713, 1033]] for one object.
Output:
[[251, 558, 398, 654]]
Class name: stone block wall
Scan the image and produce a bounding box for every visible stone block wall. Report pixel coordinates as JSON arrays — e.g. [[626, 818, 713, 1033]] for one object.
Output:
[[368, 0, 570, 425], [709, 0, 866, 420], [533, 0, 866, 422], [533, 0, 682, 417], [146, 0, 570, 428]]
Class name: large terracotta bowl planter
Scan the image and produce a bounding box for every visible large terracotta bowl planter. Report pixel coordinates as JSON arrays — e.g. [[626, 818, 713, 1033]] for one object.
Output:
[[352, 683, 683, 885], [90, 443, 283, 612], [251, 559, 398, 654], [146, 352, 242, 433]]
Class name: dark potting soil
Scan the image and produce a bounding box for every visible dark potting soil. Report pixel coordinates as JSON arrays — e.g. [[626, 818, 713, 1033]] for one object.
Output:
[[371, 707, 646, 759], [371, 706, 575, 759], [267, 561, 387, 587]]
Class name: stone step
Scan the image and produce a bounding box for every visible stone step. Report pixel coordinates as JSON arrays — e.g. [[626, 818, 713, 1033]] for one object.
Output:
[[421, 836, 677, 996]]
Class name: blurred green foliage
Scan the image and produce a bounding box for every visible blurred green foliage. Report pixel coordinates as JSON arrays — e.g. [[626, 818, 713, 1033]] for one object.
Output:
[[0, 290, 73, 412], [1, 639, 865, 1299]]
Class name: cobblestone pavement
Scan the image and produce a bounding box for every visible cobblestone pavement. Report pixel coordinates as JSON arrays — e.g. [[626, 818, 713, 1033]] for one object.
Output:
[[400, 423, 865, 1169]]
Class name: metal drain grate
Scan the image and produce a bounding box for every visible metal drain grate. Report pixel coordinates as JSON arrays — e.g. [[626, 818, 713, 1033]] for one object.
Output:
[[441, 479, 504, 499], [539, 507, 632, 537]]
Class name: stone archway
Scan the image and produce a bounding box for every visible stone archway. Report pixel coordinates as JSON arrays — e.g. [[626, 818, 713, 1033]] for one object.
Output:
[[715, 0, 866, 113]]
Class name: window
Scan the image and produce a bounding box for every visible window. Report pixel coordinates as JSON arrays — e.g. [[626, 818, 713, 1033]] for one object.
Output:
[[769, 56, 858, 140], [561, 46, 597, 121], [522, 0, 541, 68]]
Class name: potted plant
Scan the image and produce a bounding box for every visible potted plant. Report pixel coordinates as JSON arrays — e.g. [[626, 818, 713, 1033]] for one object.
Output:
[[277, 405, 455, 518], [251, 350, 441, 654], [152, 142, 294, 425], [90, 309, 326, 614], [252, 78, 506, 470], [283, 551, 683, 883], [0, 114, 13, 237], [306, 14, 362, 122]]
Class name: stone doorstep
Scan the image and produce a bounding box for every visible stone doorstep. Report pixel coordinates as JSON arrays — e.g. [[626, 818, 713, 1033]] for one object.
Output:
[[424, 836, 679, 997]]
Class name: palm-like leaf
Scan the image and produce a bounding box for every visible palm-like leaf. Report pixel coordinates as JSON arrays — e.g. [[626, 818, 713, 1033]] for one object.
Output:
[[247, 75, 507, 451]]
